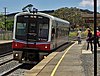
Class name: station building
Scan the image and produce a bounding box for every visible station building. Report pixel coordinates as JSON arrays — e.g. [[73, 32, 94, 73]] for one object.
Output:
[[82, 14, 100, 28]]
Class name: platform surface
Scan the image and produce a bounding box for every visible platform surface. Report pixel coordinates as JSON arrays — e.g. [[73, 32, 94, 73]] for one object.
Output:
[[25, 40, 100, 76], [0, 40, 12, 44]]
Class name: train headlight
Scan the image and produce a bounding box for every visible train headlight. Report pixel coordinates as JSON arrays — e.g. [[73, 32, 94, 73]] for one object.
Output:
[[45, 46, 48, 49], [22, 58, 24, 61], [15, 44, 17, 46], [15, 53, 19, 57]]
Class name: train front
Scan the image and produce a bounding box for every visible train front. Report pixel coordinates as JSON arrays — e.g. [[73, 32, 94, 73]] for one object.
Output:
[[12, 12, 50, 63]]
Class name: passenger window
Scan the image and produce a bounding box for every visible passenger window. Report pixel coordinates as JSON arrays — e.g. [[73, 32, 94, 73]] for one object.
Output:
[[51, 28, 55, 40], [52, 28, 55, 34]]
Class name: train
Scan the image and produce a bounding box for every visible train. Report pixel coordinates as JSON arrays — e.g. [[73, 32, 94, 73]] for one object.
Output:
[[12, 11, 70, 63]]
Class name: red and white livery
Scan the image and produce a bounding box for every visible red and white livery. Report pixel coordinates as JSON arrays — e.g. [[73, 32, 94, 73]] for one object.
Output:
[[12, 12, 70, 63]]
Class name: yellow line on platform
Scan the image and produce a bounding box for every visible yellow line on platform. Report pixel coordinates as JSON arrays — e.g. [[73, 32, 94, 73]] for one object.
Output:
[[50, 42, 76, 76]]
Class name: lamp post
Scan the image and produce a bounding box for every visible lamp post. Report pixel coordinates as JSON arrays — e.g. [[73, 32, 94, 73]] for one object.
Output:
[[94, 0, 97, 76]]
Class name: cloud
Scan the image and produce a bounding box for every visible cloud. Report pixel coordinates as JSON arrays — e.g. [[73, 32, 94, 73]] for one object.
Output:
[[79, 0, 93, 7], [79, 0, 100, 12], [79, 0, 100, 7]]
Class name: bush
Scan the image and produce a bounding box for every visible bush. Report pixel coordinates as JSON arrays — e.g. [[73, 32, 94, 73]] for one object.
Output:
[[69, 32, 77, 37]]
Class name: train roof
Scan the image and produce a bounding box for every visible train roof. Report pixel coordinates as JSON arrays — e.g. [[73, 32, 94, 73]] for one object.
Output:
[[15, 12, 70, 24], [38, 12, 70, 24]]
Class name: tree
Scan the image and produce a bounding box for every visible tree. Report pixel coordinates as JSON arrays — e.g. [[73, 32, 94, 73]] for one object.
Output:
[[6, 20, 13, 31], [50, 7, 86, 29], [0, 14, 5, 29], [0, 13, 14, 31]]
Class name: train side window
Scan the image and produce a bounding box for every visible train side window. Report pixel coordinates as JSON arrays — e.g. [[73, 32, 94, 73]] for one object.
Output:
[[52, 28, 55, 34], [51, 28, 55, 40]]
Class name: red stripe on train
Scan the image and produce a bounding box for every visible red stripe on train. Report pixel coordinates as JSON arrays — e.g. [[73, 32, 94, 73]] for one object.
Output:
[[12, 41, 50, 52]]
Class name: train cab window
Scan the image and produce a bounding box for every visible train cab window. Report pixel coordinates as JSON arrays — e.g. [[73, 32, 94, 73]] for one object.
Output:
[[16, 22, 27, 40], [38, 23, 49, 41], [27, 15, 49, 41], [15, 15, 49, 41], [29, 23, 36, 33], [37, 15, 49, 41], [16, 23, 26, 35]]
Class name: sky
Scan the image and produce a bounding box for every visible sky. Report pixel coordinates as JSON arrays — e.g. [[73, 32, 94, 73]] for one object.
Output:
[[0, 0, 99, 14]]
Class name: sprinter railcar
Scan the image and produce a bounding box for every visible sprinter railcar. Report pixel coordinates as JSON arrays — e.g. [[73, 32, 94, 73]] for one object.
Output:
[[12, 12, 70, 63]]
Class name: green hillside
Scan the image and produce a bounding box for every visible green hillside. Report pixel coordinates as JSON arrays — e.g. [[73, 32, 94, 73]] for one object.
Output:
[[50, 7, 95, 29]]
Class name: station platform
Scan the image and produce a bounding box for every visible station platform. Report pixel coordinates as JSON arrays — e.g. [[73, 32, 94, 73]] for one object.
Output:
[[25, 41, 95, 76], [0, 40, 12, 44], [0, 40, 13, 55]]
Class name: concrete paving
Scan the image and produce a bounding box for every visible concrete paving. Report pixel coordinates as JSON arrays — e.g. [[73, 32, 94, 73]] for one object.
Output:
[[25, 40, 100, 76], [0, 40, 12, 44]]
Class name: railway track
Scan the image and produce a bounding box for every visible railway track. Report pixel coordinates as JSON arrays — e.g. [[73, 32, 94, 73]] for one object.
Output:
[[0, 54, 13, 66], [0, 60, 23, 76], [8, 63, 35, 76], [0, 53, 37, 76], [8, 69, 27, 76], [0, 42, 73, 76], [0, 54, 23, 76]]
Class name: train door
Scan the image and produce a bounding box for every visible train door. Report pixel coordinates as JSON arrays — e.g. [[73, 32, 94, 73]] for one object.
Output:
[[27, 15, 49, 43], [51, 22, 57, 48], [27, 15, 38, 43]]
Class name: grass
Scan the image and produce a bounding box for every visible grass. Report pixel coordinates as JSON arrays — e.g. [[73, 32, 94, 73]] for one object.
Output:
[[69, 31, 87, 39]]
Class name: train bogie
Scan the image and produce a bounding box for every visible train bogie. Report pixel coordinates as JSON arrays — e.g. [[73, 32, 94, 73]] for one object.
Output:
[[13, 49, 49, 63]]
